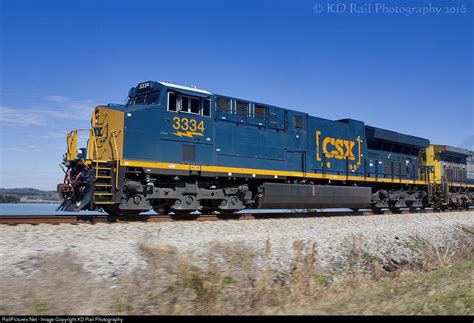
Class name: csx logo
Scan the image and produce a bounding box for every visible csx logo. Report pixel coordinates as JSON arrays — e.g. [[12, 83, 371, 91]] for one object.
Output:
[[322, 137, 355, 160], [315, 131, 361, 162]]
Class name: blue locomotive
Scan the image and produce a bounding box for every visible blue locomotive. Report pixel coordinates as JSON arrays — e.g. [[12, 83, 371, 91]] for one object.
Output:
[[57, 81, 473, 215]]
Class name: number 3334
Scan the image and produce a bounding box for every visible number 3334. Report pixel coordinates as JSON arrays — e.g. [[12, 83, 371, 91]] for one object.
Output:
[[172, 117, 205, 132]]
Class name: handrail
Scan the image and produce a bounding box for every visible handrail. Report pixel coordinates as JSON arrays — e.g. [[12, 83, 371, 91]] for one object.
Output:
[[88, 128, 99, 161], [67, 128, 94, 160], [111, 130, 120, 161], [111, 130, 120, 189], [87, 128, 100, 178], [68, 126, 120, 190]]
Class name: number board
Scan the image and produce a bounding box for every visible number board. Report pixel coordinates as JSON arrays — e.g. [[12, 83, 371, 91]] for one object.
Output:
[[171, 116, 205, 139], [138, 82, 151, 91]]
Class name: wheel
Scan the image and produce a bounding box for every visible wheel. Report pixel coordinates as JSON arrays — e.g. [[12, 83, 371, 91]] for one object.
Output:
[[170, 210, 199, 220], [103, 205, 143, 216], [201, 208, 218, 215], [173, 209, 192, 216], [371, 206, 383, 215], [153, 205, 171, 215], [217, 209, 241, 220], [121, 210, 142, 216], [102, 205, 123, 216], [389, 207, 401, 214], [407, 203, 418, 213]]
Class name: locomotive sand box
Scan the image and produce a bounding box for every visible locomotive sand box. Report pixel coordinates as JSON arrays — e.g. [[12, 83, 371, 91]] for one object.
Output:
[[57, 81, 474, 216]]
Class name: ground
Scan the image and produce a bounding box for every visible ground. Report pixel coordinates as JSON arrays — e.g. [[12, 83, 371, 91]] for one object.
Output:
[[0, 210, 473, 315]]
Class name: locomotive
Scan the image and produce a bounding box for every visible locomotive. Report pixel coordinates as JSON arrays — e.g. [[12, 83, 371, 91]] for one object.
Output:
[[57, 81, 474, 216]]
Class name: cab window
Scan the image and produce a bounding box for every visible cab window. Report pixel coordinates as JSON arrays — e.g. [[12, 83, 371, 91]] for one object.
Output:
[[167, 91, 210, 117], [146, 91, 161, 104], [181, 97, 189, 112], [168, 92, 177, 111], [190, 98, 200, 114], [130, 90, 160, 105], [203, 99, 211, 117]]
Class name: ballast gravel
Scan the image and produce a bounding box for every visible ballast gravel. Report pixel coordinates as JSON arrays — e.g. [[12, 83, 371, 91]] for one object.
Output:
[[0, 211, 472, 280]]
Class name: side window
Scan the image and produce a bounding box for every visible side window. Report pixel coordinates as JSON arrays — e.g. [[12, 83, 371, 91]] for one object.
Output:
[[254, 105, 267, 119], [190, 97, 200, 114], [180, 96, 200, 114], [294, 115, 303, 128], [168, 91, 209, 116], [236, 101, 250, 116], [168, 92, 177, 111], [181, 97, 189, 112], [217, 98, 232, 113], [203, 99, 211, 117]]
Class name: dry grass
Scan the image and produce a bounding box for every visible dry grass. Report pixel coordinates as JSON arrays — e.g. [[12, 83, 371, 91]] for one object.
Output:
[[0, 252, 110, 315], [1, 226, 473, 315], [112, 240, 328, 315], [406, 225, 474, 271]]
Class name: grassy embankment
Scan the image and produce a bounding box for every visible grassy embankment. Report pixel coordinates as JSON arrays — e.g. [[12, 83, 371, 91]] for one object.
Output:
[[1, 225, 472, 315]]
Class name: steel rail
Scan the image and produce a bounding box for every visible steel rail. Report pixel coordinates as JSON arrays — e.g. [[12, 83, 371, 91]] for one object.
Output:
[[0, 208, 472, 225]]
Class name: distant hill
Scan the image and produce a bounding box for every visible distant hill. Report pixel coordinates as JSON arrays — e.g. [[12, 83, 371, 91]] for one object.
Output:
[[0, 188, 61, 203]]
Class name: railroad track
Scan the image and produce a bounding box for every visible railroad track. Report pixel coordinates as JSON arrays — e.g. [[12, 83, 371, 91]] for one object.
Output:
[[1, 208, 472, 225], [0, 214, 218, 225]]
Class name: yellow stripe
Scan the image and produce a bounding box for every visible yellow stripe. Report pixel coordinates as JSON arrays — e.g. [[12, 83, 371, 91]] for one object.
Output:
[[122, 160, 190, 171], [447, 182, 474, 188], [121, 160, 432, 185]]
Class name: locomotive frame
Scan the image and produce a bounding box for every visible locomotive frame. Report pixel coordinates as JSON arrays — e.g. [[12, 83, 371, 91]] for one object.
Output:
[[57, 81, 474, 216]]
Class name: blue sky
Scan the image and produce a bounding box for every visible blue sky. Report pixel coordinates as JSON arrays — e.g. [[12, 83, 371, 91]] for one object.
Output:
[[0, 0, 472, 190]]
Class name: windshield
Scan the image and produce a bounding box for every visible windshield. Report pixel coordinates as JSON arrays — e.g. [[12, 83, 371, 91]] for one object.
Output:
[[127, 90, 161, 105]]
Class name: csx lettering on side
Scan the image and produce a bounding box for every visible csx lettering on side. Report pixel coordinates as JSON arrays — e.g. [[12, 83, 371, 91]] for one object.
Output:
[[322, 137, 355, 160]]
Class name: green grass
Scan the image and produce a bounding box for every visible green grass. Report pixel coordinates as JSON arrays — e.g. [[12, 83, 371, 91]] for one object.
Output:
[[295, 260, 474, 315], [34, 303, 49, 315], [111, 301, 134, 314]]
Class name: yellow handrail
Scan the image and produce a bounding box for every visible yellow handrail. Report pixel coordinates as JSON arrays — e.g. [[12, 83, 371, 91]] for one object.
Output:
[[111, 130, 120, 161], [91, 129, 99, 161], [111, 130, 120, 189], [67, 127, 120, 191], [67, 128, 95, 160], [89, 128, 100, 178]]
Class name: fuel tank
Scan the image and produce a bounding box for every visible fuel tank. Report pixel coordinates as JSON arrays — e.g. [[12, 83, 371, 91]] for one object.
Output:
[[258, 183, 372, 209]]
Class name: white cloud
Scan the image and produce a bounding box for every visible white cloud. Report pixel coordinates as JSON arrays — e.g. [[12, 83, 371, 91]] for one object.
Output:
[[44, 95, 69, 103], [1, 142, 64, 153], [0, 95, 96, 127], [459, 135, 474, 150], [3, 147, 29, 153], [29, 131, 66, 139], [0, 106, 49, 126]]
